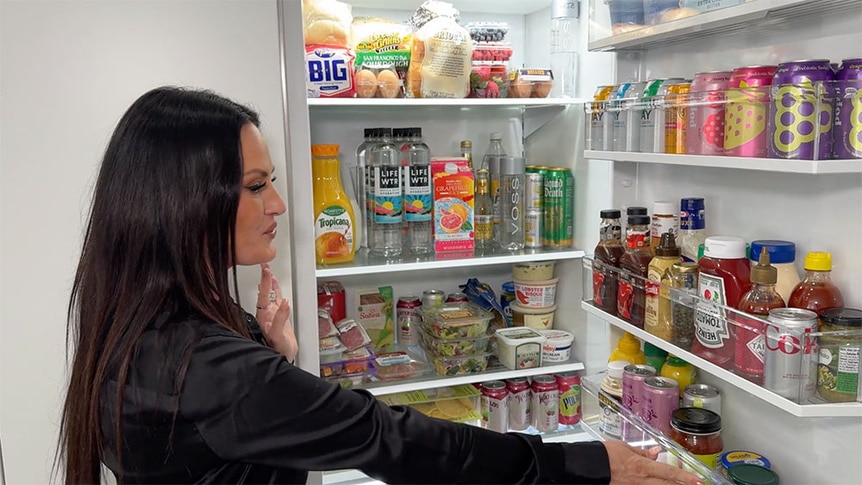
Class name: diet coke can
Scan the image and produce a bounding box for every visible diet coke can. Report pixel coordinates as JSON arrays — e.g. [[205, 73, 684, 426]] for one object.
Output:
[[687, 71, 732, 155], [764, 307, 819, 403], [396, 295, 422, 346], [506, 377, 531, 431], [641, 376, 679, 436], [833, 58, 862, 159], [724, 66, 778, 158], [531, 375, 559, 432], [480, 380, 509, 433], [556, 372, 581, 425]]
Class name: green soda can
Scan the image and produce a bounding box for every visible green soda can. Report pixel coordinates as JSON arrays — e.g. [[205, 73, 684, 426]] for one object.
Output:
[[543, 167, 574, 247]]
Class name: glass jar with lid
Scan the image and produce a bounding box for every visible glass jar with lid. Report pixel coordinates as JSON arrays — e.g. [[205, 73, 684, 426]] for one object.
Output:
[[669, 407, 723, 468], [817, 307, 862, 402]]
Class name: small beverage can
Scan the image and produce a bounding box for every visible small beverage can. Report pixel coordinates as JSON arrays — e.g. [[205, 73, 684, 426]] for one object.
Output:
[[725, 66, 778, 157], [764, 307, 819, 403], [609, 83, 633, 151], [769, 59, 836, 160], [525, 210, 543, 248], [664, 82, 691, 154], [615, 81, 648, 152], [446, 292, 469, 303], [687, 71, 732, 155], [589, 85, 615, 150], [524, 169, 544, 210], [641, 376, 679, 436], [682, 383, 722, 416], [421, 289, 446, 308], [556, 372, 581, 425], [396, 295, 422, 346], [620, 364, 656, 439], [480, 380, 509, 433], [531, 375, 559, 432], [833, 58, 862, 159], [542, 167, 574, 248], [641, 78, 684, 153], [506, 377, 531, 431]]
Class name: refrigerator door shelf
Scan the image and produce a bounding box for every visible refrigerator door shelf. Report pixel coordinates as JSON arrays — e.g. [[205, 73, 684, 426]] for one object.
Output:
[[584, 151, 862, 175]]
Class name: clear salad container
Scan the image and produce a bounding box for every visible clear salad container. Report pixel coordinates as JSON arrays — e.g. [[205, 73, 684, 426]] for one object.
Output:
[[421, 302, 494, 340]]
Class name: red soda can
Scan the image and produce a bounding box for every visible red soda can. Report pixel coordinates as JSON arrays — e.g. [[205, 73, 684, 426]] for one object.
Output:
[[724, 66, 778, 158], [506, 377, 531, 431], [531, 375, 559, 432], [556, 372, 581, 425], [687, 71, 732, 155], [480, 380, 509, 433], [446, 292, 470, 303], [641, 376, 679, 436], [396, 295, 422, 346]]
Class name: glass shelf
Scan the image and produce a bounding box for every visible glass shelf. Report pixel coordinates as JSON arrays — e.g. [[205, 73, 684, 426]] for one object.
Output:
[[308, 97, 586, 108], [584, 151, 862, 174]]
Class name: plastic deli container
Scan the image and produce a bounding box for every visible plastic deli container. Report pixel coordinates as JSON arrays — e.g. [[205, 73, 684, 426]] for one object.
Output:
[[511, 303, 556, 330], [428, 351, 493, 376], [539, 329, 574, 363], [421, 302, 494, 340], [512, 278, 558, 308], [495, 327, 546, 370], [512, 261, 556, 281], [319, 335, 347, 364], [420, 329, 492, 356], [320, 347, 375, 378], [373, 350, 432, 382]]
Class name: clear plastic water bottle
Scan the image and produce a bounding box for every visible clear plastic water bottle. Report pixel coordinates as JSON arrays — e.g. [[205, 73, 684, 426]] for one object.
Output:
[[498, 156, 525, 251], [481, 132, 507, 241], [354, 128, 375, 249], [550, 0, 580, 98], [367, 128, 402, 257], [403, 127, 432, 255]]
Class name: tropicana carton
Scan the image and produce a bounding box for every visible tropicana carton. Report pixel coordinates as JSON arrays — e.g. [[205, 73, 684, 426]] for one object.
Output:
[[431, 158, 474, 253]]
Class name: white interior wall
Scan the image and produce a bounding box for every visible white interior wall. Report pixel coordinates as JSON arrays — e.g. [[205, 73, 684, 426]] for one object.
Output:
[[0, 1, 287, 482]]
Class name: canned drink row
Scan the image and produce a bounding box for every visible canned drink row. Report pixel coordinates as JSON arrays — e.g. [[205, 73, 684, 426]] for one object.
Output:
[[478, 373, 581, 433], [586, 57, 862, 160]]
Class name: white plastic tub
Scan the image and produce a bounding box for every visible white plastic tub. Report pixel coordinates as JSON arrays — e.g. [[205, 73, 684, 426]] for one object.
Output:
[[495, 327, 546, 370], [512, 277, 558, 308], [511, 303, 556, 330], [539, 329, 574, 363]]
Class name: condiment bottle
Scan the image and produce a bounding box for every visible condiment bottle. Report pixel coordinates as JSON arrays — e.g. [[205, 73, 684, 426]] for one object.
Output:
[[645, 233, 683, 340], [609, 332, 646, 365], [692, 236, 751, 369], [460, 140, 473, 172], [473, 169, 494, 250], [788, 251, 845, 327], [650, 201, 680, 254], [669, 407, 723, 468], [593, 209, 625, 316], [670, 262, 698, 350], [311, 144, 356, 265], [678, 197, 707, 262], [618, 215, 652, 328], [661, 356, 697, 397], [749, 240, 801, 303], [644, 342, 668, 373], [735, 248, 786, 385]]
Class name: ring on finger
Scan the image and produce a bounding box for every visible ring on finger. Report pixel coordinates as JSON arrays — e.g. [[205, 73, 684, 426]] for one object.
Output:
[[269, 290, 277, 302]]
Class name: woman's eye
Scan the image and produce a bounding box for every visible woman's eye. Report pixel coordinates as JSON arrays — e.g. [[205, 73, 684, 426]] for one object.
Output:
[[247, 182, 266, 193]]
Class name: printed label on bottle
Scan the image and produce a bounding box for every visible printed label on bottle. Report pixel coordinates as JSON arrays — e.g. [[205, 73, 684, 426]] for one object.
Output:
[[403, 165, 431, 223], [475, 214, 493, 241], [617, 275, 636, 320], [693, 452, 719, 469], [651, 216, 679, 241], [837, 347, 860, 394], [626, 229, 649, 248], [746, 333, 766, 363], [695, 273, 730, 348], [599, 221, 621, 241], [372, 165, 402, 224], [593, 265, 607, 307], [680, 209, 706, 230], [315, 206, 353, 259], [644, 278, 661, 331]]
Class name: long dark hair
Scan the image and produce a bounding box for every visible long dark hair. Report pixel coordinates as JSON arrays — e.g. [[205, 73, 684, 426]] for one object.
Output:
[[58, 86, 260, 483]]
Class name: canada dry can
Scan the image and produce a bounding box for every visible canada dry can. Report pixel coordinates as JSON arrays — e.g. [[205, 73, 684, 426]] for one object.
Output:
[[641, 376, 679, 436], [769, 59, 836, 160], [542, 168, 574, 247], [641, 78, 684, 153], [531, 375, 559, 432], [396, 295, 422, 346], [834, 58, 862, 159], [615, 81, 647, 152], [724, 66, 778, 157], [506, 377, 532, 431], [590, 85, 615, 150], [687, 71, 731, 155], [556, 372, 581, 425], [664, 82, 691, 154], [525, 210, 543, 248], [610, 83, 633, 151], [682, 383, 721, 416], [524, 169, 544, 210], [481, 380, 509, 433], [764, 307, 819, 403]]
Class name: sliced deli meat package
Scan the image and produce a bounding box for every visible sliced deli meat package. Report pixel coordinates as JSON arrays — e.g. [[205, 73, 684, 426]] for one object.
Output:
[[336, 318, 372, 351]]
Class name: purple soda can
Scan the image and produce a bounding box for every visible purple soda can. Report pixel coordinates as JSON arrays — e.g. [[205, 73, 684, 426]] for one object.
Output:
[[687, 71, 732, 155], [725, 66, 778, 158], [833, 58, 862, 159], [621, 364, 656, 440], [641, 376, 679, 436], [769, 59, 836, 160]]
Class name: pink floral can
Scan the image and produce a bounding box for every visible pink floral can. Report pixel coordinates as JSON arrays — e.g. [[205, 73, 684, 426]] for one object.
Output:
[[531, 375, 559, 432], [725, 66, 778, 158]]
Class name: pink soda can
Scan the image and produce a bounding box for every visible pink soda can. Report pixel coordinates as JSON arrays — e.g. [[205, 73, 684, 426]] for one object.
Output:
[[833, 58, 862, 159], [641, 376, 679, 437], [687, 71, 732, 155], [724, 66, 778, 158], [768, 59, 836, 160]]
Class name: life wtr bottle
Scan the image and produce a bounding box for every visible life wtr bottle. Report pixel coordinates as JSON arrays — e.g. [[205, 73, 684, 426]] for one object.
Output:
[[402, 127, 432, 255], [367, 128, 402, 257]]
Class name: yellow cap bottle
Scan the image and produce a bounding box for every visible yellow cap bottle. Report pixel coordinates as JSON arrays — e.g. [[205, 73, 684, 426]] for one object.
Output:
[[311, 144, 356, 265], [608, 332, 646, 365]]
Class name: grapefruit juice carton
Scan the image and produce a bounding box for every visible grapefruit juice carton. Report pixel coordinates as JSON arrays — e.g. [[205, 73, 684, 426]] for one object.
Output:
[[431, 158, 475, 253]]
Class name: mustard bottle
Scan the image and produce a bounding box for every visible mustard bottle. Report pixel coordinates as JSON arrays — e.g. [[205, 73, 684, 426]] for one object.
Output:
[[608, 332, 646, 365], [661, 355, 697, 397], [311, 144, 356, 265]]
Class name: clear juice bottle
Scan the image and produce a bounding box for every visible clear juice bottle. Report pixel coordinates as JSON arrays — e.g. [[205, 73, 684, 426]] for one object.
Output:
[[788, 251, 845, 328], [311, 144, 356, 265]]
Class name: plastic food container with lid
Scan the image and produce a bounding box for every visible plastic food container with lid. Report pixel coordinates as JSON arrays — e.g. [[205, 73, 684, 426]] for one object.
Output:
[[539, 329, 574, 363], [512, 261, 556, 281], [320, 347, 376, 378], [511, 303, 556, 330], [495, 327, 546, 370], [373, 349, 432, 382], [421, 302, 494, 340], [428, 351, 493, 376], [420, 329, 492, 357], [512, 277, 558, 308]]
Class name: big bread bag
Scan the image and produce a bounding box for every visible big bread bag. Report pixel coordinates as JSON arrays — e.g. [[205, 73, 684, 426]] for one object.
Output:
[[407, 16, 472, 98], [303, 0, 352, 47]]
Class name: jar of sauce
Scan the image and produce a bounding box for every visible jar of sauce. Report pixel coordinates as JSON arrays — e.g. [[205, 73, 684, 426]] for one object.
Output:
[[817, 307, 862, 402], [692, 236, 751, 369], [669, 407, 723, 468]]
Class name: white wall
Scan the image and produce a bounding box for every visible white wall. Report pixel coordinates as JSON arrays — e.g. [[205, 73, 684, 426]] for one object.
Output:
[[0, 1, 288, 482]]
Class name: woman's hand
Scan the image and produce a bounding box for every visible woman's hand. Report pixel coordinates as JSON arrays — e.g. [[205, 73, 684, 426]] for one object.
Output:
[[604, 442, 702, 485], [255, 263, 298, 363]]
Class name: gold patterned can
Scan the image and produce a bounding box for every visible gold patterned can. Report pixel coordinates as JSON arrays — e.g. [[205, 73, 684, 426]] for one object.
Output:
[[524, 166, 544, 211], [542, 167, 574, 247], [525, 210, 543, 248], [664, 82, 691, 154]]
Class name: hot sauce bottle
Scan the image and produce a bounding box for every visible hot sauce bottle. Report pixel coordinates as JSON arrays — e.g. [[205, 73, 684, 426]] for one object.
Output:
[[617, 215, 653, 328], [788, 251, 845, 327], [692, 236, 751, 369], [593, 209, 625, 315]]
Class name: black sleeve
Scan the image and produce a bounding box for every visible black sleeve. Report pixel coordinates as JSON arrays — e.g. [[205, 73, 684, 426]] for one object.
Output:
[[181, 331, 611, 484]]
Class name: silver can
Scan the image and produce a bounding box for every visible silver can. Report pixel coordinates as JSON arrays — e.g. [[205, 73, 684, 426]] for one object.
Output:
[[764, 307, 819, 403], [640, 78, 684, 153], [525, 171, 543, 210], [525, 210, 543, 248], [421, 289, 446, 309], [682, 383, 721, 416], [613, 82, 647, 152], [649, 78, 686, 153]]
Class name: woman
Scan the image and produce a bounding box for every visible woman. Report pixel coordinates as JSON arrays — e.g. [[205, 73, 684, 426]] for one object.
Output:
[[58, 86, 701, 485]]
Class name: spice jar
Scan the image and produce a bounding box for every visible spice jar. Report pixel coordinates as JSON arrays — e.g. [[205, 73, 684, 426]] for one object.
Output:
[[817, 307, 862, 402], [669, 407, 723, 468], [670, 262, 698, 350]]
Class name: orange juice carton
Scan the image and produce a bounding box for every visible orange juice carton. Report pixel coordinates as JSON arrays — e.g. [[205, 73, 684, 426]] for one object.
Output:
[[431, 158, 475, 252]]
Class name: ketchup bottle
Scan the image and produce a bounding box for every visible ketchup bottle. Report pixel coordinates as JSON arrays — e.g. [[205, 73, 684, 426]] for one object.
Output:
[[617, 215, 653, 328], [692, 236, 751, 369], [789, 251, 845, 327]]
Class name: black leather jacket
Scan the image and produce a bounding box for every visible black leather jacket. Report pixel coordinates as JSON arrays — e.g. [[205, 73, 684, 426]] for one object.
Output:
[[99, 303, 611, 484]]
